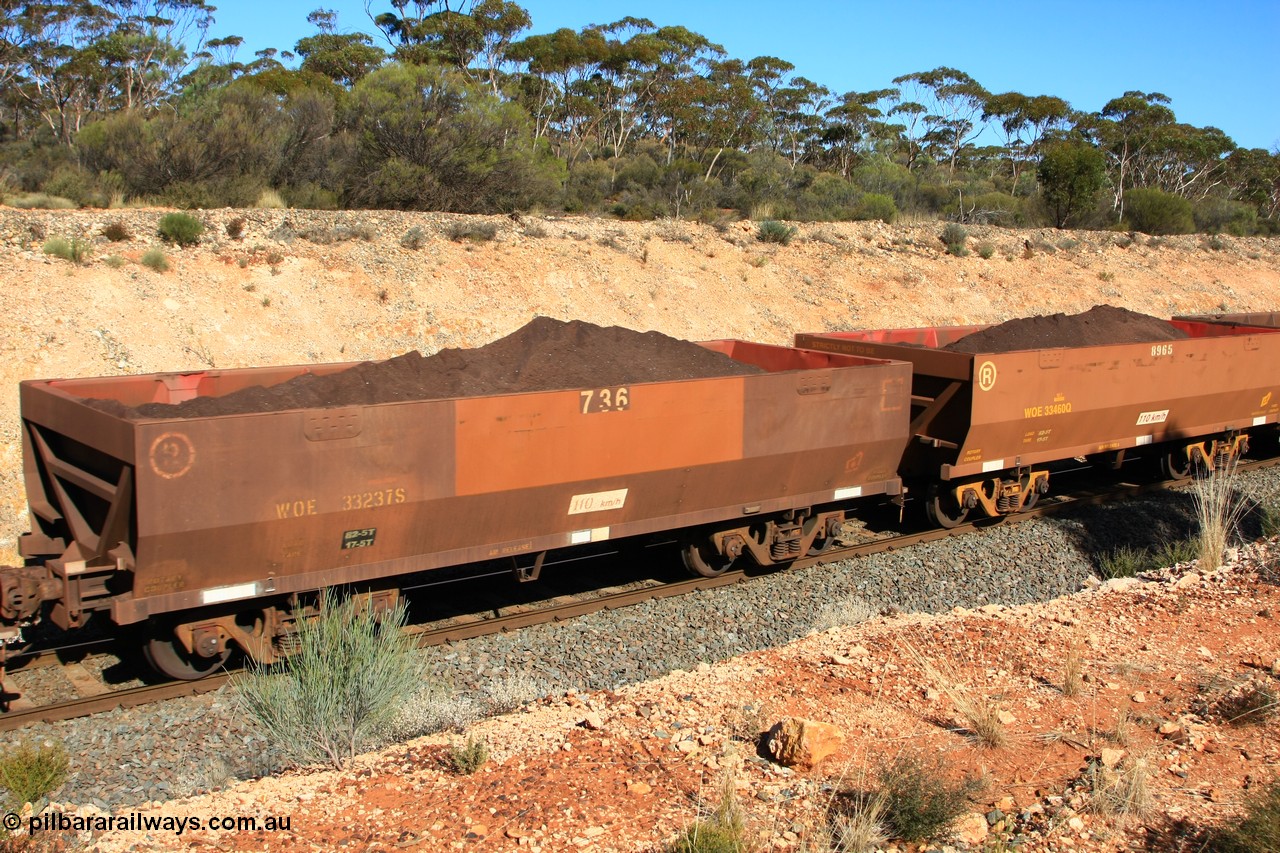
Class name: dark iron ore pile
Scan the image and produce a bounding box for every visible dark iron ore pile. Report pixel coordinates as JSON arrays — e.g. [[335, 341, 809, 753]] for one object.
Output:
[[944, 304, 1189, 353], [94, 317, 764, 419]]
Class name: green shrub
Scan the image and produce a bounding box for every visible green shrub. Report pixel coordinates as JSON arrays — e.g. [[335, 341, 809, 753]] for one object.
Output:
[[1123, 188, 1195, 235], [667, 780, 747, 853], [299, 223, 375, 244], [42, 237, 90, 264], [233, 593, 423, 768], [400, 226, 427, 249], [8, 193, 76, 210], [1210, 781, 1280, 852], [1152, 538, 1199, 567], [0, 739, 68, 804], [1194, 197, 1258, 236], [610, 200, 662, 221], [1100, 546, 1147, 579], [104, 255, 126, 268], [157, 212, 205, 246], [757, 219, 796, 245], [255, 189, 287, 209], [1260, 503, 1280, 539], [445, 220, 498, 242], [1099, 539, 1197, 579], [447, 736, 489, 775], [282, 183, 341, 211], [852, 192, 898, 224], [102, 221, 132, 242], [976, 241, 995, 259], [872, 754, 980, 842], [141, 247, 170, 272], [941, 223, 969, 256]]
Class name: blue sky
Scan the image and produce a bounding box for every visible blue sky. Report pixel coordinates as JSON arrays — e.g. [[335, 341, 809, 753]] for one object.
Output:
[[205, 0, 1279, 151]]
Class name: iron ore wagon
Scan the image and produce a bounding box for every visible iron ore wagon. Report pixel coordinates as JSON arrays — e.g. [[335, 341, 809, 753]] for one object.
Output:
[[3, 338, 910, 682]]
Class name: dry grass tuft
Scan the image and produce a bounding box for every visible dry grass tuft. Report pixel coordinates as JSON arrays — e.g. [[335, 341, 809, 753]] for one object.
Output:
[[1087, 754, 1152, 817], [667, 775, 748, 853], [1062, 641, 1085, 697], [903, 640, 1007, 748], [1191, 458, 1251, 570], [829, 789, 889, 852], [812, 597, 878, 632]]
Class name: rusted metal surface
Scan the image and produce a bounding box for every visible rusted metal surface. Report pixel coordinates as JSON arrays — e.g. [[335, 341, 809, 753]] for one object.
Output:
[[16, 342, 910, 627], [796, 321, 1280, 483], [1175, 312, 1280, 333]]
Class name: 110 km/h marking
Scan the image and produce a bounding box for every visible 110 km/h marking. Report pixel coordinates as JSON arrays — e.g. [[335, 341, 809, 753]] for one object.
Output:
[[569, 488, 628, 514]]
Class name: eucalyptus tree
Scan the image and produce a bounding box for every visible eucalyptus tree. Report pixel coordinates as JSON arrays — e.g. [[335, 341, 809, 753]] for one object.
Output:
[[892, 66, 988, 177], [1083, 90, 1176, 219], [579, 18, 664, 161], [365, 0, 530, 89], [771, 76, 830, 167], [820, 88, 896, 177], [96, 0, 214, 111], [506, 25, 609, 162], [982, 91, 1070, 189], [7, 2, 122, 144], [633, 25, 723, 165], [1223, 147, 1280, 221], [1129, 122, 1235, 200], [296, 8, 386, 85], [684, 56, 769, 180], [7, 0, 214, 145]]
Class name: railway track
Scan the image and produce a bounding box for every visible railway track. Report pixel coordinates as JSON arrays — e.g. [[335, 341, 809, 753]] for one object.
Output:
[[2, 457, 1273, 733]]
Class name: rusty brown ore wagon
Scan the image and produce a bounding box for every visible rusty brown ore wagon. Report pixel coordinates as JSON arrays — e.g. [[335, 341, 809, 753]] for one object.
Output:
[[796, 313, 1280, 527], [2, 342, 910, 681]]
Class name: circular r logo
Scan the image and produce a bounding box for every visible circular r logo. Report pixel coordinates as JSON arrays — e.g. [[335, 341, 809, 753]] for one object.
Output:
[[149, 432, 195, 479], [977, 361, 998, 392]]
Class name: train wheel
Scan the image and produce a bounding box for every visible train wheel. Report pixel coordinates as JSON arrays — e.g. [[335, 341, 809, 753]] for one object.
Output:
[[143, 624, 231, 681], [925, 486, 970, 529], [681, 538, 735, 578]]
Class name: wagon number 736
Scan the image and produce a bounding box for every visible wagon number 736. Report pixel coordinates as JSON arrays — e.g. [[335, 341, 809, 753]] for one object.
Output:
[[580, 386, 630, 414]]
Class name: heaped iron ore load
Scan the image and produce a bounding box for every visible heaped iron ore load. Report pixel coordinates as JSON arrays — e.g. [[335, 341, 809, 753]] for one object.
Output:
[[941, 304, 1188, 353], [87, 317, 769, 419], [9, 318, 910, 680], [796, 306, 1280, 527]]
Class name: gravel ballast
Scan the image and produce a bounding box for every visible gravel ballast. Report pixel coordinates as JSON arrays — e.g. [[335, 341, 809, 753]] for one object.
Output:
[[6, 465, 1279, 811]]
